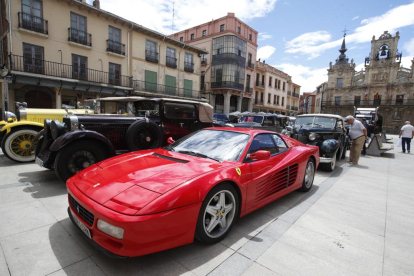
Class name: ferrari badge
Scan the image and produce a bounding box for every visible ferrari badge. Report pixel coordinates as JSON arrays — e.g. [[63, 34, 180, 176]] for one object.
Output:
[[236, 168, 241, 176]]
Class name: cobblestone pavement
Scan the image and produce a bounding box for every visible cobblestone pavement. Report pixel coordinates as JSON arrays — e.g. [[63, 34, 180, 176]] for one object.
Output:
[[0, 134, 412, 276]]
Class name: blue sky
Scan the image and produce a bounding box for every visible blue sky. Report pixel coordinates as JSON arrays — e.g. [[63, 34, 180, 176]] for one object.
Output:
[[92, 0, 414, 93]]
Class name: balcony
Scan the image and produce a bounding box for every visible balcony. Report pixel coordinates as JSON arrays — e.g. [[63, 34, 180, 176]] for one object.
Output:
[[166, 56, 177, 68], [184, 62, 194, 72], [106, 40, 125, 55], [68, 28, 92, 47], [322, 99, 414, 107], [245, 87, 253, 93], [133, 80, 202, 99], [254, 100, 264, 105], [211, 81, 244, 91], [18, 12, 48, 35], [247, 61, 254, 69], [255, 81, 264, 88], [293, 92, 299, 98], [145, 50, 158, 63], [287, 91, 292, 96], [201, 58, 207, 65], [10, 54, 132, 87]]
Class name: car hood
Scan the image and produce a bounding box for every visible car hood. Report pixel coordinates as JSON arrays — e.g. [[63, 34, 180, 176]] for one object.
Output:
[[72, 149, 228, 205], [293, 126, 334, 134]]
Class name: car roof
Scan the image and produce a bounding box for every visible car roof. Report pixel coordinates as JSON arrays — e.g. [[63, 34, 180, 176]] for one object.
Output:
[[297, 114, 343, 120], [205, 127, 275, 135]]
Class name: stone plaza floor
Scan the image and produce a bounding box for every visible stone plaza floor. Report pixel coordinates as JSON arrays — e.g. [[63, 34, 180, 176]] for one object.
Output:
[[0, 134, 412, 276]]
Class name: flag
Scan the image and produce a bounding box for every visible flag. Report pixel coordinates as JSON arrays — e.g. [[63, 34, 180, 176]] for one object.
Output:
[[364, 89, 368, 100], [375, 90, 379, 99]]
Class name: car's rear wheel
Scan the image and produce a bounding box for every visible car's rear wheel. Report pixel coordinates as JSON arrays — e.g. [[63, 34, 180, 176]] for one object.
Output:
[[54, 140, 107, 182], [196, 183, 239, 244], [2, 128, 40, 163], [125, 120, 163, 152], [299, 158, 315, 192], [320, 150, 337, 172]]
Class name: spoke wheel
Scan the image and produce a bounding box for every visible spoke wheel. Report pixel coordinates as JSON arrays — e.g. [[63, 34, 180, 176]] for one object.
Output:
[[2, 129, 39, 162], [299, 158, 315, 192], [196, 183, 239, 243]]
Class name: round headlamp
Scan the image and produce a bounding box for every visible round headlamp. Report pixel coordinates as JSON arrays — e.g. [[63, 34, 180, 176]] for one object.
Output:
[[50, 120, 66, 140], [308, 132, 317, 141]]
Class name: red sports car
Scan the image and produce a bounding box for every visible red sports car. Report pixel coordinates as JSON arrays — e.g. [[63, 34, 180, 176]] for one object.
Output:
[[67, 127, 319, 257]]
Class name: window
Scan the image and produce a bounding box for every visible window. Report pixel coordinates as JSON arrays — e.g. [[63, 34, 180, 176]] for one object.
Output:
[[145, 39, 158, 62], [200, 54, 207, 64], [273, 95, 276, 104], [202, 30, 207, 36], [109, 63, 121, 85], [164, 102, 196, 119], [394, 111, 402, 120], [260, 93, 264, 103], [166, 47, 176, 68], [269, 77, 272, 87], [282, 82, 285, 91], [282, 97, 284, 106], [337, 78, 343, 87], [278, 80, 281, 89], [200, 71, 205, 89], [184, 52, 194, 72], [275, 78, 277, 87], [268, 93, 271, 103], [21, 0, 44, 32], [190, 34, 194, 40], [237, 27, 241, 34], [144, 70, 157, 92], [72, 54, 87, 80], [246, 74, 251, 89], [272, 134, 288, 153], [70, 12, 88, 45], [184, 79, 193, 97], [335, 96, 341, 105], [249, 34, 252, 41], [396, 95, 404, 105], [220, 24, 225, 31], [108, 26, 122, 54], [354, 96, 361, 106], [247, 134, 278, 156], [180, 37, 183, 42], [277, 96, 280, 105], [165, 75, 176, 95], [23, 43, 43, 74]]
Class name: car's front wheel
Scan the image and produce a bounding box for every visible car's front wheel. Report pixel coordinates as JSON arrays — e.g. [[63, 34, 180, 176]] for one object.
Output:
[[320, 149, 337, 172], [2, 128, 40, 163], [54, 140, 108, 182], [196, 183, 239, 244]]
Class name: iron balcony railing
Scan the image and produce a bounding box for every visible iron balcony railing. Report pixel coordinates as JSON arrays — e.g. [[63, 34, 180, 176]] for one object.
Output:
[[247, 61, 254, 69], [293, 92, 299, 98], [68, 28, 92, 46], [18, 12, 48, 35], [145, 50, 158, 63], [201, 58, 207, 65], [166, 56, 177, 68], [10, 54, 132, 87], [184, 62, 194, 72], [211, 81, 244, 91], [133, 80, 201, 99], [255, 100, 264, 105], [255, 81, 264, 88], [322, 99, 414, 106], [106, 40, 125, 55], [245, 87, 253, 93], [287, 91, 292, 96]]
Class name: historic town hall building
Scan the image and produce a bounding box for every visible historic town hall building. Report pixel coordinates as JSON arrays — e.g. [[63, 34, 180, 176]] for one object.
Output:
[[320, 31, 414, 133]]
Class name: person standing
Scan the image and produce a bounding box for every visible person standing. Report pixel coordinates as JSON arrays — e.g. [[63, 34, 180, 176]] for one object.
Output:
[[361, 118, 370, 155], [345, 115, 368, 165], [399, 121, 414, 153]]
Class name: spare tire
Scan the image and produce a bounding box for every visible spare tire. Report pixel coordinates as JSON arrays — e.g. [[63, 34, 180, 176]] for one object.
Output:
[[126, 119, 163, 151]]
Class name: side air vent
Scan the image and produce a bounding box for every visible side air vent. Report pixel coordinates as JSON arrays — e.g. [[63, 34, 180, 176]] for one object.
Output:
[[153, 153, 189, 163]]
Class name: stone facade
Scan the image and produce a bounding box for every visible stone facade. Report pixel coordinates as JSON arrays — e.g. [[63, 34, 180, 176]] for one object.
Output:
[[321, 31, 414, 134]]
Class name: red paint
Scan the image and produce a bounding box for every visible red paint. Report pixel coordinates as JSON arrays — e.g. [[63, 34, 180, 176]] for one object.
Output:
[[67, 128, 319, 257]]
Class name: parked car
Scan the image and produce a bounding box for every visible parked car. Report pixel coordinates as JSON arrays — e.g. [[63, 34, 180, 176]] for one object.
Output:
[[0, 102, 93, 163], [228, 114, 290, 133], [35, 97, 214, 181], [66, 127, 319, 258], [287, 114, 349, 172], [213, 113, 230, 126]]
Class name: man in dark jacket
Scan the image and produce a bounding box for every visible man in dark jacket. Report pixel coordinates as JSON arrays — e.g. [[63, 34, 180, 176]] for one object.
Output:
[[361, 119, 369, 155]]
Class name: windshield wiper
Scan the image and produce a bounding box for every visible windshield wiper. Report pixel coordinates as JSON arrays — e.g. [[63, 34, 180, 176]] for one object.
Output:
[[177, 151, 220, 162], [163, 145, 175, 151]]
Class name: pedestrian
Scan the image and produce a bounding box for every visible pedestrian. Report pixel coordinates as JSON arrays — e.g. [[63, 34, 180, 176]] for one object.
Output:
[[399, 121, 414, 154], [368, 122, 375, 138], [345, 115, 368, 165], [360, 118, 370, 155]]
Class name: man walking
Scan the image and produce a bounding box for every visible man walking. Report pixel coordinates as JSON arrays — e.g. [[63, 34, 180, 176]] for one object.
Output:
[[399, 121, 414, 153], [345, 115, 368, 165]]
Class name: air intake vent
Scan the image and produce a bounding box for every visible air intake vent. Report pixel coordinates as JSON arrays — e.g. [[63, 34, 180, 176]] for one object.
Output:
[[153, 153, 189, 163]]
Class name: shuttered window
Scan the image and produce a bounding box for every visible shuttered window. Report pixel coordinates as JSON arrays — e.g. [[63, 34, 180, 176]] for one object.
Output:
[[145, 70, 157, 92], [184, 79, 193, 98], [165, 75, 176, 95]]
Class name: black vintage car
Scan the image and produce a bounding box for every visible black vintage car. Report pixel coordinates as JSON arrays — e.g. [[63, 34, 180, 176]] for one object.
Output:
[[35, 97, 214, 181], [228, 113, 290, 133], [287, 114, 349, 172]]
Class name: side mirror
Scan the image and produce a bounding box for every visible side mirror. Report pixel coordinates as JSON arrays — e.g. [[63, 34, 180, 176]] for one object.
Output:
[[167, 137, 175, 144], [248, 150, 271, 160]]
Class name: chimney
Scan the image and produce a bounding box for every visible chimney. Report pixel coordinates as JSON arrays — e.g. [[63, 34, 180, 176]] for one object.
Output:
[[93, 0, 100, 9]]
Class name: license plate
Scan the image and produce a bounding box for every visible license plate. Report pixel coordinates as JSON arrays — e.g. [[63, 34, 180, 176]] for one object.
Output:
[[70, 208, 92, 239], [35, 157, 44, 167]]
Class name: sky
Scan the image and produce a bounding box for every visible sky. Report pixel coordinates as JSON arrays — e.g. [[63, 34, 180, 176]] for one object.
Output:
[[89, 0, 414, 93]]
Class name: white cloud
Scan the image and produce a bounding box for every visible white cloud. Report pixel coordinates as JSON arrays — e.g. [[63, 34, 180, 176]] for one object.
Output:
[[400, 56, 413, 69], [352, 16, 359, 20], [257, 46, 276, 60], [274, 63, 328, 93], [403, 38, 414, 55], [285, 3, 414, 60], [100, 0, 278, 34], [258, 33, 272, 41]]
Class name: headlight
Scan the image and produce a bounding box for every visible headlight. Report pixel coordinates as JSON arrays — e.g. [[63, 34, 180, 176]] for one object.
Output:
[[50, 120, 66, 140], [97, 219, 124, 239], [63, 115, 79, 131], [309, 132, 317, 141]]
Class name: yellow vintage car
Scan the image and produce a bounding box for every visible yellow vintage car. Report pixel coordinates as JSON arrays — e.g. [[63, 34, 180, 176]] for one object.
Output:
[[1, 103, 93, 163]]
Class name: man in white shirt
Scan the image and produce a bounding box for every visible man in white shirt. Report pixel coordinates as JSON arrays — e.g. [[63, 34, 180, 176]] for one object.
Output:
[[345, 115, 368, 165], [399, 121, 414, 153]]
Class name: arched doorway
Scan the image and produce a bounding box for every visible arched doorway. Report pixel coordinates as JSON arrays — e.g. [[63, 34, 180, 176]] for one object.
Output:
[[24, 90, 53, 108]]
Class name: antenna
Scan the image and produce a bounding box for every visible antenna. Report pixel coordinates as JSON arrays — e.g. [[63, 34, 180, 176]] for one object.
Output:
[[342, 26, 348, 37], [172, 1, 175, 33]]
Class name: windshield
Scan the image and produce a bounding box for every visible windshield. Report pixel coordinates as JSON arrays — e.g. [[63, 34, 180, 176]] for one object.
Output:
[[134, 101, 159, 117], [296, 116, 337, 129], [213, 114, 229, 121], [168, 129, 250, 162], [240, 115, 264, 124]]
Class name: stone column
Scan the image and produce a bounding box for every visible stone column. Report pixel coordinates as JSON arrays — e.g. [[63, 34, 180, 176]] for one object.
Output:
[[237, 95, 242, 112], [248, 98, 253, 112], [209, 94, 216, 111], [55, 87, 62, 109], [223, 91, 231, 115]]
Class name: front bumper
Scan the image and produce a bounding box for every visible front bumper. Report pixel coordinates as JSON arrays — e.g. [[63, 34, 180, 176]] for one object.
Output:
[[67, 178, 201, 257], [319, 157, 334, 163]]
